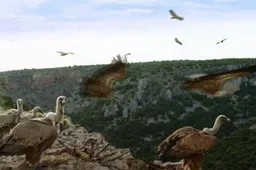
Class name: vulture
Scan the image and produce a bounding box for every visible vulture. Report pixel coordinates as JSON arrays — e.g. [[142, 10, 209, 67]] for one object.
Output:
[[0, 98, 23, 140], [19, 106, 45, 123], [175, 37, 183, 45], [157, 115, 230, 170], [0, 96, 67, 169], [183, 64, 256, 96], [216, 38, 227, 44], [169, 9, 184, 20], [78, 54, 128, 99], [56, 51, 74, 56]]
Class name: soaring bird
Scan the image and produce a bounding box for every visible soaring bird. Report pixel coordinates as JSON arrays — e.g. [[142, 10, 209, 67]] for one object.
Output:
[[0, 96, 67, 169], [56, 51, 74, 56], [157, 115, 230, 170], [169, 9, 184, 21], [183, 64, 256, 96], [175, 38, 183, 45], [216, 38, 227, 44], [78, 54, 128, 99], [0, 99, 23, 140]]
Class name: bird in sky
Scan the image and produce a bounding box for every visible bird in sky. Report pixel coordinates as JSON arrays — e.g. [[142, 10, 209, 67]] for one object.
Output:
[[169, 9, 184, 21], [216, 38, 228, 44], [175, 38, 183, 45], [56, 51, 75, 56]]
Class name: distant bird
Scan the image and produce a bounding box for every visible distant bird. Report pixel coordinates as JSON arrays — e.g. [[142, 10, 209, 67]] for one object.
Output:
[[175, 38, 183, 45], [169, 9, 184, 21], [0, 96, 66, 169], [0, 99, 23, 140], [56, 51, 74, 56], [157, 115, 230, 170], [216, 38, 228, 44], [78, 54, 128, 99], [183, 64, 256, 96]]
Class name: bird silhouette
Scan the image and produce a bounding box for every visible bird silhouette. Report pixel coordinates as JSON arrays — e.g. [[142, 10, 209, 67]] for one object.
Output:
[[169, 9, 184, 21], [216, 38, 228, 44], [56, 51, 75, 56], [175, 38, 183, 45]]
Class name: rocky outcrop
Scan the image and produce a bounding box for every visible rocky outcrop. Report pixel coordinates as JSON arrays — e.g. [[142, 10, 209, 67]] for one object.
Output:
[[0, 120, 181, 170], [0, 125, 141, 170]]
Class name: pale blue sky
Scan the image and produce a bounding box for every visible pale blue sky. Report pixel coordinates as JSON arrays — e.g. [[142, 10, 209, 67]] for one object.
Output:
[[0, 0, 255, 71]]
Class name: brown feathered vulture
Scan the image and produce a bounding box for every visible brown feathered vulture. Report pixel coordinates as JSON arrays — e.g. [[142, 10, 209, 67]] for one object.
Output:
[[78, 54, 128, 98], [157, 115, 230, 170], [183, 64, 256, 96]]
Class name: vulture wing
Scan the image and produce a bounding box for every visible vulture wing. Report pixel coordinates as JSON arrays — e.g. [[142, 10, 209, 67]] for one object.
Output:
[[183, 64, 256, 95], [157, 126, 200, 161], [78, 54, 128, 97], [91, 54, 128, 87], [169, 10, 177, 17], [0, 118, 57, 156], [172, 132, 218, 153]]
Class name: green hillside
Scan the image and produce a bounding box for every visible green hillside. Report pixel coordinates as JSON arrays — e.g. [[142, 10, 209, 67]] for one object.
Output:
[[0, 58, 256, 169]]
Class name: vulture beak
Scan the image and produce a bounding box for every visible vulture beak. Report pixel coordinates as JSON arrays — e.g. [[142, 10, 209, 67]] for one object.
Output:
[[226, 118, 231, 122]]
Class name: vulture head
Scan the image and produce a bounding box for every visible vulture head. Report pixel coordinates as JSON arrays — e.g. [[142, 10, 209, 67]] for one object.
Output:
[[16, 98, 23, 106], [57, 96, 67, 106], [216, 114, 231, 124], [202, 114, 230, 135]]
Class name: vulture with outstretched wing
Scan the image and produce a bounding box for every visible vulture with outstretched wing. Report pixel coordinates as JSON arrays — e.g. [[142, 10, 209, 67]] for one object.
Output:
[[183, 64, 256, 96], [169, 9, 184, 21], [78, 54, 128, 98], [157, 115, 230, 170]]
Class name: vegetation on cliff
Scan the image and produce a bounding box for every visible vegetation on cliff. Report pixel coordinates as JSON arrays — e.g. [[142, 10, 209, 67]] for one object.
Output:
[[0, 58, 256, 169]]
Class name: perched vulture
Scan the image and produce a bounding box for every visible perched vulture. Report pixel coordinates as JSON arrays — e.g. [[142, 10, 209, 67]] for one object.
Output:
[[0, 99, 23, 140], [175, 37, 183, 45], [0, 96, 67, 169], [78, 54, 128, 99], [183, 64, 256, 96], [56, 51, 74, 56], [216, 38, 227, 44], [19, 106, 45, 123], [157, 115, 230, 170], [169, 9, 184, 20]]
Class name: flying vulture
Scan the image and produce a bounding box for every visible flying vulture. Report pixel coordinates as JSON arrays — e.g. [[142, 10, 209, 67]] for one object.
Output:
[[183, 64, 256, 96], [78, 54, 128, 99], [216, 38, 227, 44], [0, 96, 66, 169], [0, 99, 23, 140], [157, 115, 230, 170], [169, 9, 184, 21], [175, 37, 183, 45], [56, 51, 74, 56]]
